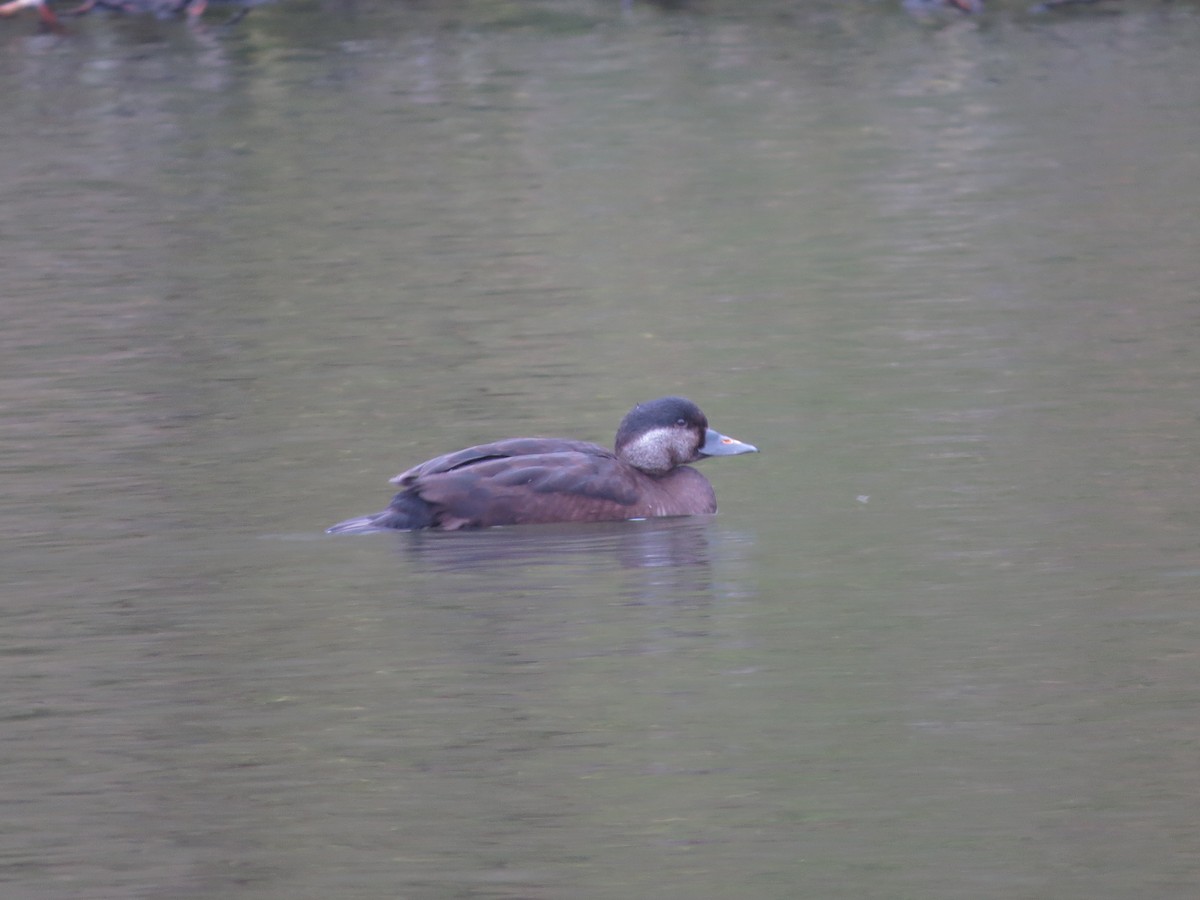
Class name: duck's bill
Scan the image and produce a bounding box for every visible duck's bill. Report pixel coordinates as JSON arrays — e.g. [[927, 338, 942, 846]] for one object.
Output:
[[699, 428, 758, 457]]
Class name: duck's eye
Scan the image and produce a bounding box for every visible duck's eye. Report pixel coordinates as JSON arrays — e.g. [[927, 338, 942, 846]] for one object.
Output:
[[675, 418, 687, 426]]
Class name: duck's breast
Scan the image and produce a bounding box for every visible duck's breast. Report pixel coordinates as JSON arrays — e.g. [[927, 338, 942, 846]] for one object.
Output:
[[635, 466, 717, 518]]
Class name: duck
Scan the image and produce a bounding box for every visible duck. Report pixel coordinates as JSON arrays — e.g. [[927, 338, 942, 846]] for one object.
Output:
[[327, 396, 757, 534]]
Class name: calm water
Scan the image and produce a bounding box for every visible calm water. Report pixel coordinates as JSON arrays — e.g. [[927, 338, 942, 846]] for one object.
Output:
[[3, 1, 1199, 897]]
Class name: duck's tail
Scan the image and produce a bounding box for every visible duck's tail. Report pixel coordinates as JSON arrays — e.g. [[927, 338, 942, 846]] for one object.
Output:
[[326, 490, 435, 534]]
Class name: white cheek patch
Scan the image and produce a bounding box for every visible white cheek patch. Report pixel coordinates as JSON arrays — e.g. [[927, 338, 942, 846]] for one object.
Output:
[[622, 427, 675, 474]]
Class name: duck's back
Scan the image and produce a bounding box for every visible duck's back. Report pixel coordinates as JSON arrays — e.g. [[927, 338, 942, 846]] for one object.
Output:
[[391, 438, 609, 486], [329, 437, 716, 533]]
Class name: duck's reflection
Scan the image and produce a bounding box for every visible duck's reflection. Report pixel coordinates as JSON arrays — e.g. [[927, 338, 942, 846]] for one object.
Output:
[[396, 517, 710, 570], [388, 517, 754, 606]]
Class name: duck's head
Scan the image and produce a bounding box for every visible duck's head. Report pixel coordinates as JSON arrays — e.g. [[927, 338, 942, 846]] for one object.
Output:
[[614, 396, 757, 476]]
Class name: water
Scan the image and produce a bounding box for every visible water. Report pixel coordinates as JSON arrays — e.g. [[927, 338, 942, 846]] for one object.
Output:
[[2, 1, 1199, 897]]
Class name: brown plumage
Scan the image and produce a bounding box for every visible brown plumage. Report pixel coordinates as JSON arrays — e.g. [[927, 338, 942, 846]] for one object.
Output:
[[327, 397, 757, 534]]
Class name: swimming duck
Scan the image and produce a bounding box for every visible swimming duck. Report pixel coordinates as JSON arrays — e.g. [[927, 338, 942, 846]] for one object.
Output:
[[327, 396, 757, 534]]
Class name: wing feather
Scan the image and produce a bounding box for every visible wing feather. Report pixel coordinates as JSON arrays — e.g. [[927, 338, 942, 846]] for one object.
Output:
[[390, 438, 609, 485]]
